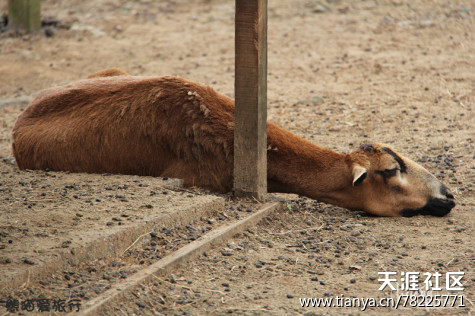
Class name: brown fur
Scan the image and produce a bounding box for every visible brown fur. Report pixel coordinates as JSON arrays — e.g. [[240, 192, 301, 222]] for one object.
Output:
[[87, 68, 130, 78], [12, 69, 455, 216]]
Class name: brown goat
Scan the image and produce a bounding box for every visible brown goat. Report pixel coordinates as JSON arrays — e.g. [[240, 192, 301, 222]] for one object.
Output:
[[12, 69, 456, 217]]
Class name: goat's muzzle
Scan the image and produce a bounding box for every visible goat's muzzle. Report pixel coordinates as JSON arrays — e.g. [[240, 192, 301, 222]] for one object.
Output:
[[402, 185, 456, 217]]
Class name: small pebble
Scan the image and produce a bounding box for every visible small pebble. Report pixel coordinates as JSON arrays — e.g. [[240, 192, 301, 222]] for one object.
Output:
[[23, 258, 35, 265], [351, 229, 361, 237], [220, 250, 233, 257], [1, 257, 12, 264], [44, 27, 55, 37]]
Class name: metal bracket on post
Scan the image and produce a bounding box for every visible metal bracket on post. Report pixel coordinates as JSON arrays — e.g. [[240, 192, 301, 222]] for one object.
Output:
[[234, 0, 268, 201]]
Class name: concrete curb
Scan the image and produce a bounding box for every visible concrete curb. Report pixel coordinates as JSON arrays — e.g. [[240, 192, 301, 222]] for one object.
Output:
[[78, 201, 282, 316], [1, 196, 224, 290]]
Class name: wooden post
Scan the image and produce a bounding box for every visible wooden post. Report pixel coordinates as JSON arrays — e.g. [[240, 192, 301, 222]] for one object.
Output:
[[234, 0, 268, 201], [8, 0, 41, 31]]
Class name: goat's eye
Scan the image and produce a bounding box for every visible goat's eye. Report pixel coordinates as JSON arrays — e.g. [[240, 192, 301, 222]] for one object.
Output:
[[376, 167, 400, 178], [381, 168, 400, 177]]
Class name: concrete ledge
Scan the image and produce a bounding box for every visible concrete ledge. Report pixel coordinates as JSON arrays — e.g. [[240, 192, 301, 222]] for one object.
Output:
[[1, 195, 224, 290], [79, 201, 282, 316]]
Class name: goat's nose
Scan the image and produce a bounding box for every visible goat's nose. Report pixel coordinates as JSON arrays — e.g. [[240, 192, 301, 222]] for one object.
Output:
[[441, 185, 454, 200]]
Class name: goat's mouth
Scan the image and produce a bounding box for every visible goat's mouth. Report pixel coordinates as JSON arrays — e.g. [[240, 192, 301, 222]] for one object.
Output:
[[401, 198, 456, 217]]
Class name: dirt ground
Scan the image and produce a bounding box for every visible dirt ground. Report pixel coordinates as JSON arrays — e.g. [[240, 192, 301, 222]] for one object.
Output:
[[0, 0, 473, 315]]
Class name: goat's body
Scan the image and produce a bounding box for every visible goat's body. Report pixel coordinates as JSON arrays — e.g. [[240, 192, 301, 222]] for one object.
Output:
[[13, 75, 341, 195], [12, 71, 455, 216], [13, 76, 236, 191]]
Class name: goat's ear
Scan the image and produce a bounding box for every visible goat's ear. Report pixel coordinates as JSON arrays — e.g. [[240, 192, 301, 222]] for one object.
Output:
[[352, 165, 368, 187]]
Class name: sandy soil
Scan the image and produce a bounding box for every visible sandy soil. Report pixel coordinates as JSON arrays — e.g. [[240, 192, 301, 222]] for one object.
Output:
[[0, 0, 473, 315]]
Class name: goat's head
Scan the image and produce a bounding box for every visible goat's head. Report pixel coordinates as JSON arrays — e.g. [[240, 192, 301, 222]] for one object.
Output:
[[344, 143, 455, 217]]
